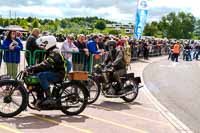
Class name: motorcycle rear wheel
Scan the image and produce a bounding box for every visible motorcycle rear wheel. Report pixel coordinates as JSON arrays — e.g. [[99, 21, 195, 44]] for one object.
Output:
[[121, 82, 139, 103]]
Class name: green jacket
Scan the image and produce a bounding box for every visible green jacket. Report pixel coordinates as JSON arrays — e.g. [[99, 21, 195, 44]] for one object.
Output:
[[104, 49, 126, 70], [29, 48, 66, 80]]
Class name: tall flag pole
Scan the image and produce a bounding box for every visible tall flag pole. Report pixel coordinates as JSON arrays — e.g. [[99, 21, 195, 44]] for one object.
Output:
[[134, 0, 150, 40]]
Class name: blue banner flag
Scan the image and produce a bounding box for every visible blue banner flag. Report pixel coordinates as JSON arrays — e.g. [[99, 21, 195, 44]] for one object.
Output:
[[134, 0, 150, 40]]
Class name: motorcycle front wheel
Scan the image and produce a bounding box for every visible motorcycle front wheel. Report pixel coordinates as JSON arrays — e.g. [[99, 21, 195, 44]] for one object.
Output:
[[0, 80, 28, 117], [85, 76, 101, 104], [60, 81, 88, 116]]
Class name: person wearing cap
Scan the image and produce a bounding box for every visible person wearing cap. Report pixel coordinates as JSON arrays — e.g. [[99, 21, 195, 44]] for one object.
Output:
[[103, 40, 127, 95], [1, 30, 23, 78], [173, 41, 181, 62]]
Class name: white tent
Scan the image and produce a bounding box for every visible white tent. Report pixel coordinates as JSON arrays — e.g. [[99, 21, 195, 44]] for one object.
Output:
[[0, 26, 4, 30], [4, 25, 27, 32]]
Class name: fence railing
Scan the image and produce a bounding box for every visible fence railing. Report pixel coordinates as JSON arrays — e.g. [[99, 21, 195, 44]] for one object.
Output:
[[131, 44, 170, 60], [0, 49, 31, 78], [0, 45, 170, 78]]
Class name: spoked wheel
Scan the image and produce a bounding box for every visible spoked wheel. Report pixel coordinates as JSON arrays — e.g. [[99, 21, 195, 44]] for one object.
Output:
[[60, 82, 88, 116], [85, 77, 100, 104], [0, 81, 27, 117], [121, 80, 139, 103], [28, 91, 38, 110]]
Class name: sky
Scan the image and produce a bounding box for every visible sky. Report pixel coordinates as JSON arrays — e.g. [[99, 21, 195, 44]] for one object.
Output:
[[0, 0, 198, 23]]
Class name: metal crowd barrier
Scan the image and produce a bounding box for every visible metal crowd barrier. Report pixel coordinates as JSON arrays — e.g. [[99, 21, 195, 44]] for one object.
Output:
[[131, 44, 170, 60], [0, 49, 31, 79], [0, 45, 172, 78], [61, 51, 93, 73]]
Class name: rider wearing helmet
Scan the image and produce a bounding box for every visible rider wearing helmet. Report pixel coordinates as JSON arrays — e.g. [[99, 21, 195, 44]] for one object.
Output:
[[183, 43, 192, 61], [103, 40, 127, 95], [26, 36, 66, 105]]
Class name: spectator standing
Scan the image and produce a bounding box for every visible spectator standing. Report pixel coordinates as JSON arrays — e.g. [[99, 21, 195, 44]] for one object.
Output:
[[61, 35, 79, 73], [0, 38, 2, 67], [143, 41, 149, 60], [173, 41, 181, 62], [87, 35, 101, 54], [26, 28, 42, 66], [87, 35, 103, 66], [74, 34, 89, 71], [1, 31, 23, 78]]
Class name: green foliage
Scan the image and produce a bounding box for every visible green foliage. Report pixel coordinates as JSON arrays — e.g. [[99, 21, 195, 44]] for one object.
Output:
[[144, 12, 196, 39], [0, 18, 3, 26], [32, 19, 40, 28], [108, 29, 121, 35], [143, 21, 159, 36], [4, 19, 10, 26], [95, 20, 106, 31]]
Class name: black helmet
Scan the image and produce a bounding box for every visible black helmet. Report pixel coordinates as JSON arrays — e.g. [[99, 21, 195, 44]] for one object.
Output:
[[107, 40, 117, 49]]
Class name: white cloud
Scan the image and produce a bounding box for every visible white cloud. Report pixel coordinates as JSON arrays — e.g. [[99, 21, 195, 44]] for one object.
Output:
[[151, 0, 199, 17], [0, 5, 64, 18], [151, 0, 197, 8], [0, 0, 199, 23]]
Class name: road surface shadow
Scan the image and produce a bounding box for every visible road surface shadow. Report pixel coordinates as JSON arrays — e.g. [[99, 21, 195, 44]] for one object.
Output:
[[0, 114, 90, 130], [32, 114, 90, 123], [137, 59, 150, 63], [0, 115, 58, 129], [89, 101, 143, 111]]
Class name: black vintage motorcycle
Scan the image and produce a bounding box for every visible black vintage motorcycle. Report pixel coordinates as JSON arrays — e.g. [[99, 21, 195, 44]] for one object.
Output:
[[0, 71, 89, 117], [183, 49, 192, 61], [86, 64, 142, 104]]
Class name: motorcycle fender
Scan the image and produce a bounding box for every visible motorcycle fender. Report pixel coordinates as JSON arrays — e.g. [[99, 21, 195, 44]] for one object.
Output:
[[71, 80, 90, 97], [134, 77, 141, 84]]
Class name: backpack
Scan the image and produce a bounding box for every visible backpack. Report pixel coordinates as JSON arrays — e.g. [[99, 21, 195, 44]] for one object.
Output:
[[123, 42, 131, 66]]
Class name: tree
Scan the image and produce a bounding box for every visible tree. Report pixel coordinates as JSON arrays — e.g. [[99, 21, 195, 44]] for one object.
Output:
[[19, 19, 29, 29], [143, 21, 159, 36], [60, 19, 68, 28], [194, 19, 200, 38], [109, 29, 120, 35], [4, 19, 10, 26], [178, 12, 196, 39], [32, 19, 40, 28], [27, 17, 33, 23], [0, 18, 3, 26], [158, 12, 196, 39], [95, 20, 106, 31]]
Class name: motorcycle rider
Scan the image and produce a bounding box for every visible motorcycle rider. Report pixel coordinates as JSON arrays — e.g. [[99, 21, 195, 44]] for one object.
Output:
[[194, 43, 200, 60], [26, 36, 66, 106], [103, 40, 127, 95], [183, 43, 192, 61]]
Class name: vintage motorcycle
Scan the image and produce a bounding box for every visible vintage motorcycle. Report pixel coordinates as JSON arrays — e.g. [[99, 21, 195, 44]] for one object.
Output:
[[85, 64, 142, 104], [0, 71, 89, 117], [183, 49, 192, 61]]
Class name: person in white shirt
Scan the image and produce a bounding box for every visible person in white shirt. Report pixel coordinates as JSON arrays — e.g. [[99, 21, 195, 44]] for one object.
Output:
[[61, 35, 79, 73]]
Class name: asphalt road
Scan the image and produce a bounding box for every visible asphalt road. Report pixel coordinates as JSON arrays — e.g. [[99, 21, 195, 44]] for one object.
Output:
[[143, 59, 200, 133], [0, 56, 179, 133]]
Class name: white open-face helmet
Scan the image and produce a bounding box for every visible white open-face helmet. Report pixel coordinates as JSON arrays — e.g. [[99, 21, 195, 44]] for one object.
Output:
[[36, 35, 57, 50]]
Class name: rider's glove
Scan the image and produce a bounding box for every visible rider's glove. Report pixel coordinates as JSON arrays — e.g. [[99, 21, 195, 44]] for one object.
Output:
[[26, 67, 33, 74], [106, 64, 112, 68]]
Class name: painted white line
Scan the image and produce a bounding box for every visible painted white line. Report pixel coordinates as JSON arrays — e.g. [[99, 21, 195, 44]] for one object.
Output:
[[138, 57, 193, 133], [142, 77, 193, 133]]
